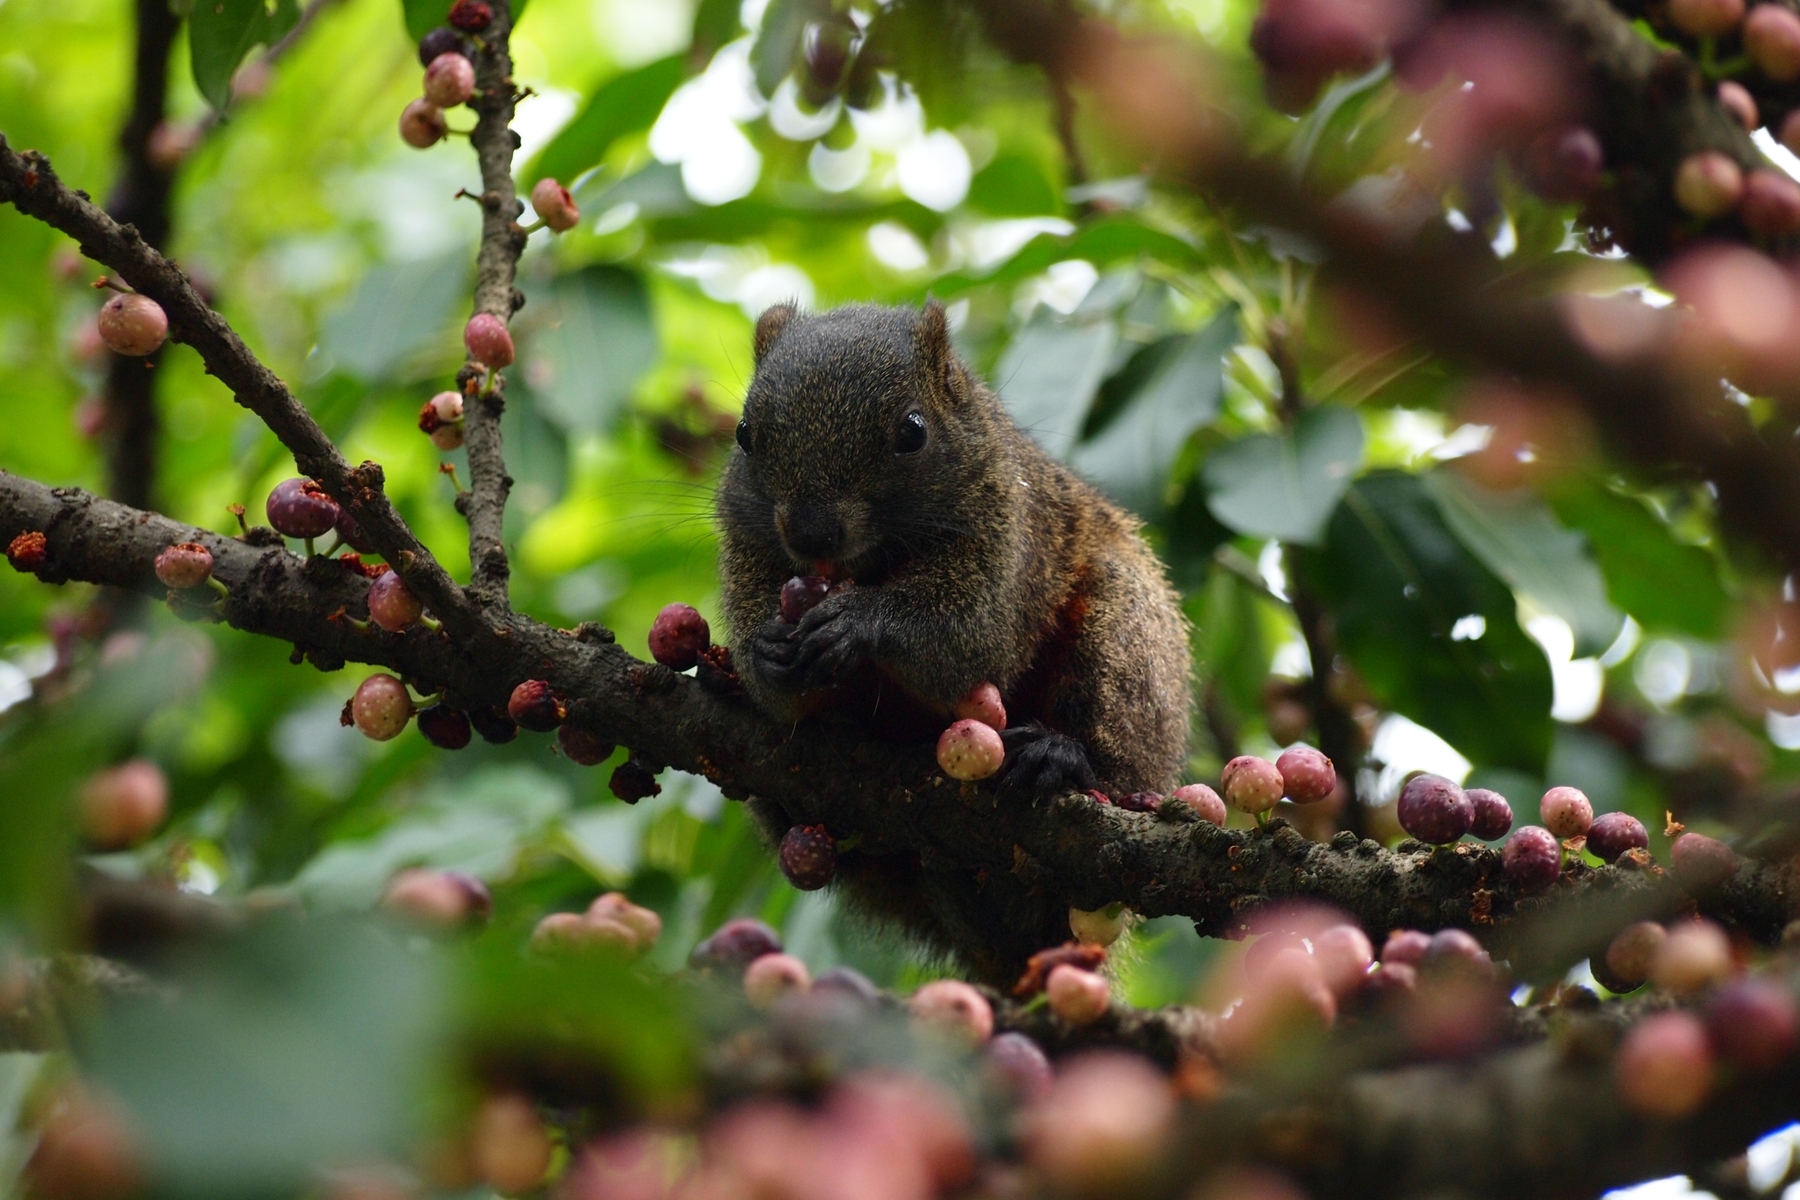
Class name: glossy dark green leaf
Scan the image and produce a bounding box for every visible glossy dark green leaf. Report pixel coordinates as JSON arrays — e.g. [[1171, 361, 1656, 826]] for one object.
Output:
[[1546, 475, 1730, 639], [1425, 471, 1623, 657], [993, 310, 1118, 460], [191, 0, 300, 112], [1295, 471, 1553, 773], [320, 252, 470, 381], [1071, 308, 1237, 517], [527, 55, 686, 189], [1159, 478, 1235, 593], [525, 265, 658, 435], [1202, 405, 1364, 546]]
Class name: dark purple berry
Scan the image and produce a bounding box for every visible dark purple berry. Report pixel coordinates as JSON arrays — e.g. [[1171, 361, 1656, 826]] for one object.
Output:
[[1586, 812, 1649, 863], [418, 26, 471, 66], [648, 603, 710, 671], [691, 917, 783, 972], [508, 679, 565, 731], [446, 0, 491, 32], [1522, 125, 1604, 202], [779, 824, 837, 890], [1707, 978, 1800, 1071], [813, 965, 880, 1005], [610, 758, 661, 804], [985, 1031, 1053, 1100], [266, 477, 341, 540], [799, 18, 856, 107], [1466, 788, 1513, 841], [1503, 825, 1562, 892], [468, 705, 518, 744], [1423, 928, 1490, 971], [417, 703, 472, 750], [558, 725, 614, 766], [780, 575, 832, 623], [1672, 831, 1739, 886], [1381, 929, 1431, 966], [1397, 774, 1473, 844], [1115, 791, 1162, 813]]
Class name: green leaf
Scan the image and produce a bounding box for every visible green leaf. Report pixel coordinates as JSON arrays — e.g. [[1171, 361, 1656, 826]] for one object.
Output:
[[933, 216, 1203, 296], [319, 252, 471, 381], [749, 0, 832, 98], [1295, 471, 1554, 773], [1160, 477, 1235, 593], [87, 921, 445, 1197], [191, 0, 301, 112], [1202, 405, 1364, 546], [967, 154, 1060, 217], [501, 386, 569, 524], [1070, 308, 1237, 517], [993, 310, 1118, 460], [1285, 63, 1391, 180], [692, 0, 744, 56], [526, 265, 658, 435], [1546, 475, 1731, 639], [1424, 470, 1623, 658], [291, 765, 572, 908], [527, 55, 686, 189]]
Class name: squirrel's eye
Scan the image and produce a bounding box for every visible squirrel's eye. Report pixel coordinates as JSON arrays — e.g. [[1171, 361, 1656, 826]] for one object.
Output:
[[894, 412, 927, 455], [736, 419, 752, 455]]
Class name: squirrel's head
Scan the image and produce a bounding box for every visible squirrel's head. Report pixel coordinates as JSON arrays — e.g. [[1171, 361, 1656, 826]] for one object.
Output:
[[721, 300, 998, 580]]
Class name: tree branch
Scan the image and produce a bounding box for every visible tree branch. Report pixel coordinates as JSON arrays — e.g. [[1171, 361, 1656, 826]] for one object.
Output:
[[4, 472, 1792, 984], [99, 0, 181, 518], [456, 0, 527, 610], [0, 137, 482, 637]]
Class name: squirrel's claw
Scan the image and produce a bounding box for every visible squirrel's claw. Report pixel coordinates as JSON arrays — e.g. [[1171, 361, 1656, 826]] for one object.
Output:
[[747, 601, 870, 692], [998, 724, 1098, 804]]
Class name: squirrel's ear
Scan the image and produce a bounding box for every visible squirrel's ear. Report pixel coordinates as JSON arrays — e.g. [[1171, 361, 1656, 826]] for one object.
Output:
[[753, 303, 796, 366], [915, 298, 953, 387]]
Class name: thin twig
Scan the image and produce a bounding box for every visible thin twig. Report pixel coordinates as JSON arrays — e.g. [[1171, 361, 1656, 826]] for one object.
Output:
[[456, 0, 527, 610], [0, 138, 481, 636]]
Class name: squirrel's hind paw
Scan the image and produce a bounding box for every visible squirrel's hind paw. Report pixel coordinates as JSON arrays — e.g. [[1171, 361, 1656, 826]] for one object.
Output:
[[998, 724, 1097, 803]]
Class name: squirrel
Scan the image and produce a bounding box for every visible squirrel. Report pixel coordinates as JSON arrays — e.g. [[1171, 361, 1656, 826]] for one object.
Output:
[[716, 300, 1192, 985]]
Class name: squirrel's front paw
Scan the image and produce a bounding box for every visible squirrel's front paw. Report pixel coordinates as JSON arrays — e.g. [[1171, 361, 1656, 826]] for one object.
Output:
[[746, 599, 872, 693], [998, 724, 1097, 803]]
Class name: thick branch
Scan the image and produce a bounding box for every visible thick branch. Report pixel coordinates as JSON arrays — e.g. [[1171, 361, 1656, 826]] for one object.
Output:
[[0, 138, 480, 637], [4, 473, 1793, 982], [457, 1, 527, 610]]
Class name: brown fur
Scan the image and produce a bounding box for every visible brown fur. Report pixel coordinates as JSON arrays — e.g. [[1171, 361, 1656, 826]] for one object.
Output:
[[716, 301, 1192, 983]]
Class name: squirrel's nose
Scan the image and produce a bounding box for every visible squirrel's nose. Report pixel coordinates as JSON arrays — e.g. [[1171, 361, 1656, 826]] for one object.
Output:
[[781, 505, 845, 561]]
